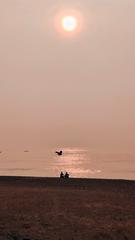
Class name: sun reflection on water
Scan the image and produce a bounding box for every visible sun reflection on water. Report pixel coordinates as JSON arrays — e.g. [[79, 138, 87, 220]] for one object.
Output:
[[54, 148, 101, 178]]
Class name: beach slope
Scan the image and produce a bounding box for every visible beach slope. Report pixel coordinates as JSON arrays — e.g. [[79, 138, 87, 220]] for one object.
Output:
[[0, 176, 134, 240]]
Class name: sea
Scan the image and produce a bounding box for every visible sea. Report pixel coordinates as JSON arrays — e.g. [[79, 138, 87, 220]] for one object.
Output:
[[0, 147, 135, 180]]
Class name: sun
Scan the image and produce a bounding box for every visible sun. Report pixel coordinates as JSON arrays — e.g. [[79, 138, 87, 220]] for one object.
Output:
[[54, 10, 82, 36], [61, 16, 77, 32]]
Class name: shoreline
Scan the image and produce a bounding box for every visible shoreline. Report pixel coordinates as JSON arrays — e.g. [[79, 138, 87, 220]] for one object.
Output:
[[0, 175, 135, 182]]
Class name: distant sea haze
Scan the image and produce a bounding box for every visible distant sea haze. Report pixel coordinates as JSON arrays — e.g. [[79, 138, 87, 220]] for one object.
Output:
[[0, 148, 134, 180]]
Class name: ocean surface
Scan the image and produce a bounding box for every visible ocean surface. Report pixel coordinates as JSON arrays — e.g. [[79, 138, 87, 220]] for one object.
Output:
[[0, 147, 135, 180]]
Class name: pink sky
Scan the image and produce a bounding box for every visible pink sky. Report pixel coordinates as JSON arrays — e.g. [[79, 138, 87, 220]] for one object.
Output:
[[0, 0, 135, 151]]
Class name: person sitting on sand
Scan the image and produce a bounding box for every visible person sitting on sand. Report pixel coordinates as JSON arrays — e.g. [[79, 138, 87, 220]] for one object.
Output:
[[65, 172, 69, 179], [60, 171, 64, 178]]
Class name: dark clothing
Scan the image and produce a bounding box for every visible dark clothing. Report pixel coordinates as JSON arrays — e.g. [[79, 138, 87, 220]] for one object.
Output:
[[65, 172, 69, 178], [60, 172, 64, 178]]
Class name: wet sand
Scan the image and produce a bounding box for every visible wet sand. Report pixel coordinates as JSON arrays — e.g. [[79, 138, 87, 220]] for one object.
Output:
[[0, 176, 135, 240]]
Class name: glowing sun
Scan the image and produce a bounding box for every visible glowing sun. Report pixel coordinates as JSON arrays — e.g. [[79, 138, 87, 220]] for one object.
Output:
[[61, 16, 77, 32]]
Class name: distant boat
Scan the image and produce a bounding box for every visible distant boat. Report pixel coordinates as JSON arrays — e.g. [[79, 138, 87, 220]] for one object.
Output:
[[55, 150, 63, 156], [24, 150, 29, 153]]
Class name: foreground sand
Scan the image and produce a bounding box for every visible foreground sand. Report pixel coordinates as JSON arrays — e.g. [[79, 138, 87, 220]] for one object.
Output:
[[0, 176, 134, 240]]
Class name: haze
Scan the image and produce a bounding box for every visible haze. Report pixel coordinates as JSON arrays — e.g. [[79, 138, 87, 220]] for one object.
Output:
[[0, 0, 135, 153]]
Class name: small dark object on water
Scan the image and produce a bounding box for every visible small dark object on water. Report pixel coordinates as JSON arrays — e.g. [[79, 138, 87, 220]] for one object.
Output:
[[56, 150, 63, 156]]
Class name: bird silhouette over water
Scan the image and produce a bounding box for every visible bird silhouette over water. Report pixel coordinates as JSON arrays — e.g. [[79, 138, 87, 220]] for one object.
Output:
[[55, 150, 63, 156]]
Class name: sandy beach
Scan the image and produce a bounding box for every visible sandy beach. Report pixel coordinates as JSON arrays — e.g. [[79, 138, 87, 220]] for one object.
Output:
[[0, 176, 134, 240]]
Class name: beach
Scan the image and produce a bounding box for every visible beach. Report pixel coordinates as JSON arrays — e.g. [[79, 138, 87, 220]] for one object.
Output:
[[0, 176, 135, 240]]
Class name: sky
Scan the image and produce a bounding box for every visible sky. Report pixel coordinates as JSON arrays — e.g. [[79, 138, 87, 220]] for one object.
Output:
[[0, 0, 135, 151]]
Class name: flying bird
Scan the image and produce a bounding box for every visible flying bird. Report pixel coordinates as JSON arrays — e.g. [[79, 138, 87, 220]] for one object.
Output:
[[55, 150, 63, 156]]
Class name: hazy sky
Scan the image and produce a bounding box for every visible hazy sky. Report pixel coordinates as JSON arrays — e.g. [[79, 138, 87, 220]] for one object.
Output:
[[0, 0, 135, 150]]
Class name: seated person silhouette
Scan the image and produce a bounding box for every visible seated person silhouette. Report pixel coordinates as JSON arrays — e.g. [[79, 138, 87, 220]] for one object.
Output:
[[65, 172, 69, 179], [60, 171, 64, 178]]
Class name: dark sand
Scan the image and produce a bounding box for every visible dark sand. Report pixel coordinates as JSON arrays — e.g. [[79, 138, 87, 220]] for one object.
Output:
[[0, 176, 135, 240]]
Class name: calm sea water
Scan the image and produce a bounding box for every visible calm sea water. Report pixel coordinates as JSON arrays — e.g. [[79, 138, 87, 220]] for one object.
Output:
[[0, 148, 135, 180]]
